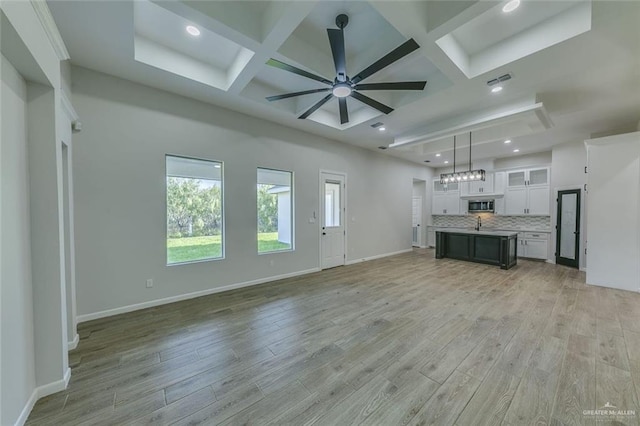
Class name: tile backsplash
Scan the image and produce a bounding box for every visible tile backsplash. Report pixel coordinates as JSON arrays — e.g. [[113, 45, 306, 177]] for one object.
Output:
[[433, 214, 551, 231]]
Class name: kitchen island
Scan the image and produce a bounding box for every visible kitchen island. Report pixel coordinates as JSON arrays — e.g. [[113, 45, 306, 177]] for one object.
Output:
[[435, 230, 518, 269]]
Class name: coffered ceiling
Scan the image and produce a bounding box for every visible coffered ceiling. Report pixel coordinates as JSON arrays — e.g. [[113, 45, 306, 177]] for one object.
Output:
[[48, 0, 640, 166]]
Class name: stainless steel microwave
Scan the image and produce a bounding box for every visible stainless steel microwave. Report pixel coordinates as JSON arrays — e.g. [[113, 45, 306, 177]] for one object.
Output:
[[468, 200, 494, 213]]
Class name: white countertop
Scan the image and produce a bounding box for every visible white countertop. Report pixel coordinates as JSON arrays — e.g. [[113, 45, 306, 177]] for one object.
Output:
[[435, 229, 518, 237], [427, 226, 551, 233]]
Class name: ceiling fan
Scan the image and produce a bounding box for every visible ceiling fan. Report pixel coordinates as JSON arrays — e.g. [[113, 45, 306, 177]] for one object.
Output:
[[265, 14, 427, 125]]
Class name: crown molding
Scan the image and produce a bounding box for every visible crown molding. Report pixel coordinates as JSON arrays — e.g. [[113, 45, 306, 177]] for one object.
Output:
[[31, 0, 71, 61]]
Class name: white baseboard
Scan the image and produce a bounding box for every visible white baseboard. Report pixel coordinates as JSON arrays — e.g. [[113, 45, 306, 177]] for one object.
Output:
[[15, 389, 38, 426], [14, 368, 71, 426], [345, 249, 413, 265], [77, 268, 321, 323], [37, 368, 71, 398], [68, 333, 79, 351]]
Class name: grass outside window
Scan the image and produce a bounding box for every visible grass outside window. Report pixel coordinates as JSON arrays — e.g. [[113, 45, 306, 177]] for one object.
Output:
[[167, 232, 290, 264]]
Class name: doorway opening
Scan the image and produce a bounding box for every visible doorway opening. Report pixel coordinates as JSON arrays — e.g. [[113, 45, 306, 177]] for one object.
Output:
[[556, 189, 581, 268], [320, 171, 346, 269]]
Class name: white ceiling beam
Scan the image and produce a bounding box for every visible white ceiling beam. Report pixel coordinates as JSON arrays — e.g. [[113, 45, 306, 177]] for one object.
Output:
[[227, 1, 319, 95], [369, 1, 497, 86], [391, 97, 553, 151]]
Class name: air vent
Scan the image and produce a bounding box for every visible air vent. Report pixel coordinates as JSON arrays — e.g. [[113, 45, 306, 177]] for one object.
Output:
[[378, 146, 388, 150], [487, 73, 512, 86], [371, 122, 385, 128]]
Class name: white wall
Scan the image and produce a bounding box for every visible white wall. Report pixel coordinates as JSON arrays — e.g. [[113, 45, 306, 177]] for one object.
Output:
[[585, 132, 640, 292], [1, 53, 36, 426], [28, 83, 69, 387], [550, 140, 587, 268], [494, 151, 552, 170], [71, 66, 432, 319], [1, 2, 73, 424]]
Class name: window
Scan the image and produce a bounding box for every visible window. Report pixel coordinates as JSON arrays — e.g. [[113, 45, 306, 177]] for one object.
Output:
[[257, 168, 293, 253], [166, 155, 223, 264], [324, 182, 341, 227]]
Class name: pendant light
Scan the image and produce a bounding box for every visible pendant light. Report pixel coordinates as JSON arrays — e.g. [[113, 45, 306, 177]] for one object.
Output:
[[440, 131, 486, 184]]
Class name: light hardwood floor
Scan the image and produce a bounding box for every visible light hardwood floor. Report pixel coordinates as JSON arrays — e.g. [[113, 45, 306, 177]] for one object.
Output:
[[27, 249, 640, 425]]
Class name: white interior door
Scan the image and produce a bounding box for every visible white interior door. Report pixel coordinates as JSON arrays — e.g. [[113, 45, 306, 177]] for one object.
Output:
[[321, 172, 345, 269], [412, 196, 422, 247]]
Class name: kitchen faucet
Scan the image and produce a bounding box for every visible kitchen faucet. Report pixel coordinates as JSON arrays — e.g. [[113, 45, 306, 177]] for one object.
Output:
[[475, 216, 482, 231]]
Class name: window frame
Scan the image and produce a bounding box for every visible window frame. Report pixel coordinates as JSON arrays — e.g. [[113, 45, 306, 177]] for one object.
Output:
[[256, 167, 294, 255], [165, 154, 225, 266]]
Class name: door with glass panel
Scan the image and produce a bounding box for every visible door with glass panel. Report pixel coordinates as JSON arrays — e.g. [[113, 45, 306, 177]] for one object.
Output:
[[412, 196, 422, 247], [321, 172, 345, 269], [556, 189, 581, 268]]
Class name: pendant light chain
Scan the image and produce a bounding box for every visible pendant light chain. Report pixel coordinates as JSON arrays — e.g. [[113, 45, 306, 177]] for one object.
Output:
[[453, 135, 456, 174], [469, 132, 472, 171]]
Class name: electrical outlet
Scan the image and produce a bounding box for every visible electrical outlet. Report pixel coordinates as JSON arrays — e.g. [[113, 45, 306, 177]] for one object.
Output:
[[146, 279, 153, 288]]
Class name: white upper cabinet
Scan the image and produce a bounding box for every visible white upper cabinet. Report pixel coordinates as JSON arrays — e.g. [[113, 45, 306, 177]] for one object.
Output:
[[507, 170, 527, 187], [504, 187, 527, 215], [528, 168, 549, 186], [432, 179, 461, 215], [493, 171, 506, 194], [431, 168, 550, 217], [504, 167, 550, 215], [527, 186, 550, 215], [462, 173, 494, 195]]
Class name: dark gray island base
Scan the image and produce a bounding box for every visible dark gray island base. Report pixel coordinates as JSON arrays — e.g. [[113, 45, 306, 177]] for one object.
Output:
[[435, 230, 518, 269]]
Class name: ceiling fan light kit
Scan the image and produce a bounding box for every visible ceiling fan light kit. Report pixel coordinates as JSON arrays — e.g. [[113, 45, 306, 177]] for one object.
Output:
[[265, 14, 427, 125], [440, 132, 486, 184]]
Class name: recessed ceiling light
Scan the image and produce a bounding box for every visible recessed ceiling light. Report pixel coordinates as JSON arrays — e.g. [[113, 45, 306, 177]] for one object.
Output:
[[513, 149, 520, 153], [502, 0, 520, 13], [504, 139, 511, 144], [378, 127, 386, 132], [435, 153, 441, 157], [214, 164, 221, 168], [491, 86, 503, 93], [186, 25, 201, 36], [444, 160, 449, 164]]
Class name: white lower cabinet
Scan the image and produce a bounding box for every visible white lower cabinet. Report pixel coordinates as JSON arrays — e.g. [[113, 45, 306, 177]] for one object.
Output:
[[518, 232, 549, 260]]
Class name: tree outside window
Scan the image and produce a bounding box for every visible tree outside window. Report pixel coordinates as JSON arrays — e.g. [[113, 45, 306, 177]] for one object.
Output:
[[257, 168, 293, 253], [166, 155, 223, 264]]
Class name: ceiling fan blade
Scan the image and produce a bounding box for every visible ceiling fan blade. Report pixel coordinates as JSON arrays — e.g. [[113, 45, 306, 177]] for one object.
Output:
[[338, 97, 349, 124], [266, 88, 331, 102], [354, 81, 426, 91], [351, 39, 420, 84], [266, 58, 332, 85], [350, 91, 394, 114], [299, 93, 334, 120], [327, 28, 347, 80]]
